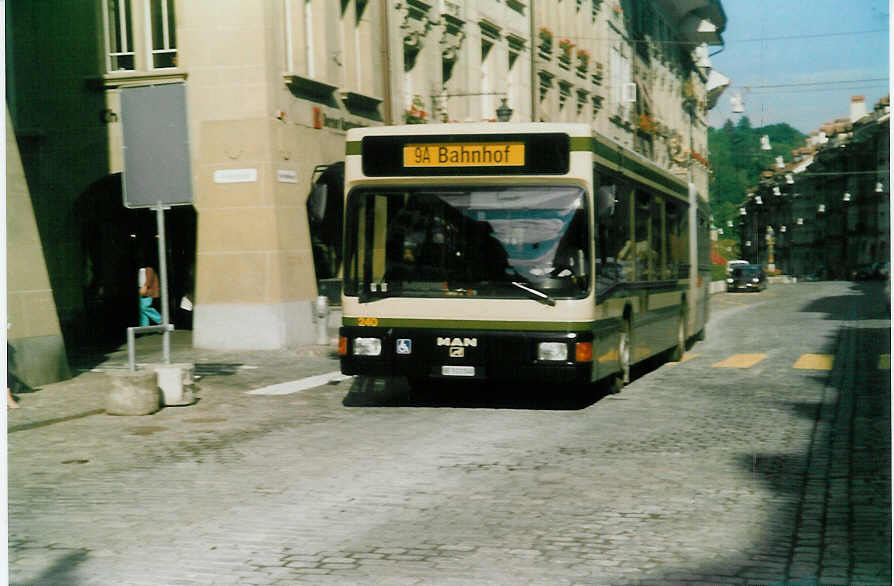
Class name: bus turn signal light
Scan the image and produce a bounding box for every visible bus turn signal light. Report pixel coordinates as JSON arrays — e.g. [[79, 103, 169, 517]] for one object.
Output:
[[338, 336, 348, 356], [575, 342, 593, 362]]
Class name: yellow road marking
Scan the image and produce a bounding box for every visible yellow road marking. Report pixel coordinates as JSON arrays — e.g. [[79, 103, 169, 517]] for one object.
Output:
[[793, 354, 835, 370], [712, 353, 767, 368], [879, 354, 890, 370]]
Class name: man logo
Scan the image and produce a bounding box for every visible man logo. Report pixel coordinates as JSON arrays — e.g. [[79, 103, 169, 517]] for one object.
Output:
[[449, 347, 464, 358], [436, 337, 478, 348]]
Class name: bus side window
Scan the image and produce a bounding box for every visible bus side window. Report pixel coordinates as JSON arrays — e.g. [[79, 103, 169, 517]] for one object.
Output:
[[634, 190, 652, 281], [595, 174, 631, 288], [652, 197, 666, 280], [679, 202, 691, 277], [666, 200, 682, 279]]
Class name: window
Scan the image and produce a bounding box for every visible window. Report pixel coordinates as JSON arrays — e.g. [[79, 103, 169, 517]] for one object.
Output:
[[634, 191, 651, 280], [507, 0, 526, 15], [538, 71, 553, 106], [103, 0, 178, 73], [558, 81, 572, 112], [651, 197, 664, 279], [506, 35, 525, 116], [480, 22, 500, 120], [635, 128, 654, 160], [353, 0, 370, 89], [667, 199, 689, 278], [595, 174, 632, 286], [576, 90, 589, 117], [149, 0, 177, 68], [344, 186, 591, 299], [105, 0, 135, 71], [610, 47, 631, 118], [306, 0, 316, 77], [481, 37, 494, 117]]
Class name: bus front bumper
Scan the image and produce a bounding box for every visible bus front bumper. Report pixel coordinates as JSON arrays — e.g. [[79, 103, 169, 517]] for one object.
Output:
[[339, 326, 593, 384]]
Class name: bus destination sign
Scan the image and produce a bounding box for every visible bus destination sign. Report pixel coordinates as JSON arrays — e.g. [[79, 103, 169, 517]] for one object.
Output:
[[403, 142, 525, 168]]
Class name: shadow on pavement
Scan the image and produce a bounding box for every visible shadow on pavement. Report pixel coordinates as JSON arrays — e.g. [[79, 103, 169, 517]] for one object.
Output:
[[21, 549, 89, 586], [193, 363, 249, 377], [342, 375, 616, 410], [65, 339, 127, 373], [634, 281, 891, 585], [799, 280, 888, 319]]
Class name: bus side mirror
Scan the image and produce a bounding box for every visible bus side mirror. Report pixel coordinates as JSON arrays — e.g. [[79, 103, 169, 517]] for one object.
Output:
[[597, 185, 616, 220], [308, 183, 328, 222]]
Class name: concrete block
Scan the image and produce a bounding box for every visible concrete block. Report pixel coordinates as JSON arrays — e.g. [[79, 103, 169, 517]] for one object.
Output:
[[154, 363, 196, 406], [105, 369, 161, 415]]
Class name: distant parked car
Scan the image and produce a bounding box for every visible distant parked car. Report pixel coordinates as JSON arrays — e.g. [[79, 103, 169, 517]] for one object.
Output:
[[727, 264, 767, 292]]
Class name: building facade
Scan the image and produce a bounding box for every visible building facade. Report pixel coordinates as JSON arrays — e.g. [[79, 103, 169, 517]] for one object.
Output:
[[6, 0, 727, 384], [737, 96, 890, 279]]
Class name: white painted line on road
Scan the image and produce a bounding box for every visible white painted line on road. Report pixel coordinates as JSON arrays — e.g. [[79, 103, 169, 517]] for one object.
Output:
[[245, 371, 353, 396]]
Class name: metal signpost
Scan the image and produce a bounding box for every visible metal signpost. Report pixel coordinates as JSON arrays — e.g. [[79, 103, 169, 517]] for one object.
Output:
[[120, 83, 193, 370]]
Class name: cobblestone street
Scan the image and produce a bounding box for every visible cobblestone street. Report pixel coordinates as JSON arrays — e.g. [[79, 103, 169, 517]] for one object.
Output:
[[7, 281, 891, 585]]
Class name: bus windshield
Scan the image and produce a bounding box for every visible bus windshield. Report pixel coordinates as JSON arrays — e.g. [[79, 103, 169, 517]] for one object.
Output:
[[343, 185, 590, 301]]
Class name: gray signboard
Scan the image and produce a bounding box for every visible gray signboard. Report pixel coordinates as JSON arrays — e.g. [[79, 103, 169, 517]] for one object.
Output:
[[120, 83, 193, 208]]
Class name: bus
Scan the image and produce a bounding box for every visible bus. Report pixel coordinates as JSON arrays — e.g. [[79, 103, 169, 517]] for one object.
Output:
[[338, 123, 710, 393]]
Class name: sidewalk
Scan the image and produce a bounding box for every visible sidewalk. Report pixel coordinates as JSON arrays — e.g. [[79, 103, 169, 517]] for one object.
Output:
[[8, 310, 343, 432]]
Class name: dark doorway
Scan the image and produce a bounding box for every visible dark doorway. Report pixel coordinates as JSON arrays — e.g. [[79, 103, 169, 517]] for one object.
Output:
[[77, 173, 196, 347]]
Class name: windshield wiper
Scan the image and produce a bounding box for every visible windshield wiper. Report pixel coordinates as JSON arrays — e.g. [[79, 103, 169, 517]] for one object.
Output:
[[511, 281, 556, 306]]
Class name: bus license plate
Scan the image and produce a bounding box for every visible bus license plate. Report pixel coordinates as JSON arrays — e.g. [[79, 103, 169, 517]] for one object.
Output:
[[441, 365, 475, 377]]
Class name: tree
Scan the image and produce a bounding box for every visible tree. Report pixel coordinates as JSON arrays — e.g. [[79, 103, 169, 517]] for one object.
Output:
[[708, 120, 807, 241]]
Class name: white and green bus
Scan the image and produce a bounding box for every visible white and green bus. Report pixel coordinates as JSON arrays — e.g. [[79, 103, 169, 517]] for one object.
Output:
[[338, 123, 710, 392]]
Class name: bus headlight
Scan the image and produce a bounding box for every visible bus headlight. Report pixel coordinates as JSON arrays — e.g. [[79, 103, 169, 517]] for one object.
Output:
[[537, 342, 568, 361], [353, 337, 382, 356]]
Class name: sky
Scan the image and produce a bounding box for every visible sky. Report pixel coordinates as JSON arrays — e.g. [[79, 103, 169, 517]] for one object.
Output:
[[706, 0, 890, 134]]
